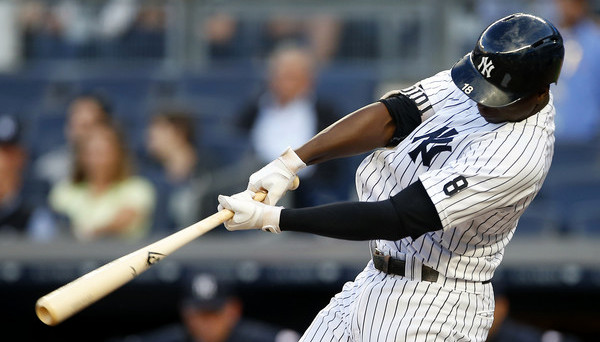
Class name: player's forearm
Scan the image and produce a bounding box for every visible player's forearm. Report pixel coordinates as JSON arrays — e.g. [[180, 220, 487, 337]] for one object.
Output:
[[279, 180, 442, 240], [295, 102, 395, 165], [280, 200, 402, 240]]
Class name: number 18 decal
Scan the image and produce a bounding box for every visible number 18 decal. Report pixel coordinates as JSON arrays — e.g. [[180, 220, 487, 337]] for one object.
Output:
[[443, 176, 468, 196], [462, 83, 474, 94]]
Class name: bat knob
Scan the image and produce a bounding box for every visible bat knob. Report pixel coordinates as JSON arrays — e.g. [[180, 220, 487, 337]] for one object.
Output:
[[290, 176, 300, 190], [36, 298, 57, 326]]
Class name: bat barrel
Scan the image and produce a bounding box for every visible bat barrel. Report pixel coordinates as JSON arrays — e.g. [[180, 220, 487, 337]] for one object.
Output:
[[34, 257, 140, 326], [33, 208, 237, 326]]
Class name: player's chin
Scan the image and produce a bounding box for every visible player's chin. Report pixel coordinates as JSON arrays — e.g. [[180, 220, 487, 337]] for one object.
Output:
[[481, 116, 504, 124], [477, 105, 504, 124]]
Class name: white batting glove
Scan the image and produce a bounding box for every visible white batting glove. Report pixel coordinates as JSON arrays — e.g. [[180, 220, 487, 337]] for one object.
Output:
[[248, 147, 306, 205], [218, 193, 283, 233], [217, 190, 254, 212]]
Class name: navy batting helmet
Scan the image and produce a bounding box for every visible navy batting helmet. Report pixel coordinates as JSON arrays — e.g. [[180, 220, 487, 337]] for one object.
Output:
[[451, 13, 564, 108]]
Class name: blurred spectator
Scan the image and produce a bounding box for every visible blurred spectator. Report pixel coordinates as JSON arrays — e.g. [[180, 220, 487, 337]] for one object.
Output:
[[534, 0, 600, 235], [19, 0, 165, 60], [146, 112, 202, 185], [237, 45, 348, 207], [0, 1, 19, 71], [34, 92, 112, 186], [553, 0, 600, 143], [0, 115, 55, 241], [200, 12, 242, 61], [96, 0, 165, 59], [49, 122, 155, 241], [97, 0, 139, 42], [143, 111, 217, 232], [196, 12, 340, 64], [19, 0, 65, 59], [19, 0, 97, 59], [121, 3, 165, 58], [120, 273, 300, 342], [487, 282, 581, 342], [52, 0, 97, 58], [260, 15, 341, 64]]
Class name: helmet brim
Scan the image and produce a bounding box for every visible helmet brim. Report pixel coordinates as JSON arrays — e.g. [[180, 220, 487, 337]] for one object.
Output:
[[451, 53, 521, 108]]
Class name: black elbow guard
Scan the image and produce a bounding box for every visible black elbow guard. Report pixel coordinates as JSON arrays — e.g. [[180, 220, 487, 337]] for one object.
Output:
[[380, 94, 422, 146]]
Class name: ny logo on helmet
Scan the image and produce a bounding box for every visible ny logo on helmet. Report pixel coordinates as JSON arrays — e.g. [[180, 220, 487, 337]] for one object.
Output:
[[478, 57, 495, 78]]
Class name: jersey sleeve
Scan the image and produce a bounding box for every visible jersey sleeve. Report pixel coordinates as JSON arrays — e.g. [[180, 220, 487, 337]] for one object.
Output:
[[418, 70, 458, 116], [380, 70, 456, 123], [418, 130, 549, 230]]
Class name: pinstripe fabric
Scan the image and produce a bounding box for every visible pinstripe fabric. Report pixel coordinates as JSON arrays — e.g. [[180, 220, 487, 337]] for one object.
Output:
[[300, 263, 494, 342], [300, 70, 555, 341], [359, 70, 554, 282]]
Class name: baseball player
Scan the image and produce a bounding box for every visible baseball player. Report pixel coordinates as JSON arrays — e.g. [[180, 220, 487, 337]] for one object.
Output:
[[218, 13, 564, 341]]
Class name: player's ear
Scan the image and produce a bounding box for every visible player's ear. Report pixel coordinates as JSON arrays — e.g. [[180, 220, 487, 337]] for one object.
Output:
[[537, 86, 550, 98], [532, 86, 550, 105]]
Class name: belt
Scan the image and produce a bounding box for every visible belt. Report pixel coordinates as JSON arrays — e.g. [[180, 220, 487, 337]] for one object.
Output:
[[372, 252, 439, 282], [372, 252, 491, 284]]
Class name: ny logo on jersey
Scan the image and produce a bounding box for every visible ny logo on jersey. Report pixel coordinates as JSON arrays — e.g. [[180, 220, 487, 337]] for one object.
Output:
[[478, 56, 495, 78], [409, 127, 458, 167]]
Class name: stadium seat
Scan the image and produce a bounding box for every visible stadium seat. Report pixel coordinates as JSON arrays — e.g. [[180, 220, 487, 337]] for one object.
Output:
[[179, 71, 260, 125], [199, 124, 251, 167], [0, 76, 50, 116], [540, 143, 600, 234], [515, 199, 562, 236], [569, 200, 600, 235], [316, 66, 378, 116], [26, 112, 67, 159]]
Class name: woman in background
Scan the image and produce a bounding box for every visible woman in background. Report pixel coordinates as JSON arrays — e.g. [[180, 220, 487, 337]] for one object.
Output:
[[50, 122, 155, 241]]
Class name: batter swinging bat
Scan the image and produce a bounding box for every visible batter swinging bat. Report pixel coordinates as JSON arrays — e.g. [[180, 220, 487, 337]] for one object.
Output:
[[35, 178, 298, 326]]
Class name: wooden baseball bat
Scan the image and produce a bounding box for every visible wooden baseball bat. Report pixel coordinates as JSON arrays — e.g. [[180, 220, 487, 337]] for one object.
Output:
[[35, 178, 298, 326]]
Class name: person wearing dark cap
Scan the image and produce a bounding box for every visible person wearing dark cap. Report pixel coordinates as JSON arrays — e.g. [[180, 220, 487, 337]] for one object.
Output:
[[123, 273, 300, 342], [179, 273, 300, 342], [0, 115, 55, 240]]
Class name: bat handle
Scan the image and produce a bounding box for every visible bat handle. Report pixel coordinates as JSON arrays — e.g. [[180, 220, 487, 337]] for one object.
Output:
[[290, 176, 300, 191]]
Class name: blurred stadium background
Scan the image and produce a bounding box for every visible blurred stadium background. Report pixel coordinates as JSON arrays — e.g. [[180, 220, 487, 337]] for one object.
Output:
[[1, 0, 599, 341]]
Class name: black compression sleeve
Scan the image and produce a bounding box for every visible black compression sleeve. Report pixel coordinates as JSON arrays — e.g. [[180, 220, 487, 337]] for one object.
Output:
[[379, 94, 422, 147], [279, 180, 442, 240]]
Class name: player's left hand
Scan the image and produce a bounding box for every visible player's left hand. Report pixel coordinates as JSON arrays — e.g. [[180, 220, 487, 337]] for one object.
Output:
[[218, 191, 283, 233], [247, 147, 306, 205]]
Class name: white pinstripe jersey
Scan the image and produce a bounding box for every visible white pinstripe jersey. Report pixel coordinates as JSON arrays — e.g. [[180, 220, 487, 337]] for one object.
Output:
[[356, 70, 555, 282]]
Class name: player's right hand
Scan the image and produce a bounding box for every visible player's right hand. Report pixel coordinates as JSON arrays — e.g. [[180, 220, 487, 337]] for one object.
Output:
[[248, 147, 306, 205], [218, 192, 283, 233]]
